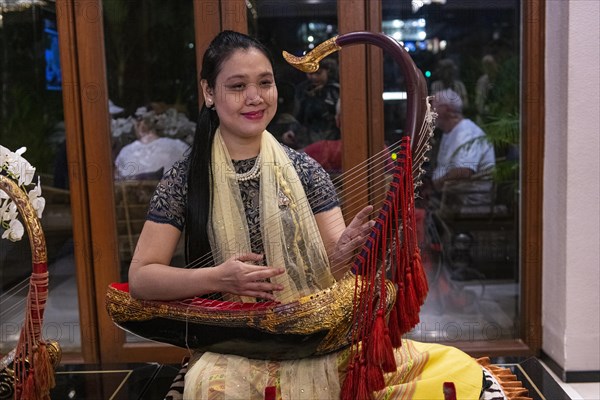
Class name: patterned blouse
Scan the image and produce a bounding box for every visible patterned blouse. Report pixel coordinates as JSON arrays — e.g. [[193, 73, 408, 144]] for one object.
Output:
[[147, 146, 339, 254]]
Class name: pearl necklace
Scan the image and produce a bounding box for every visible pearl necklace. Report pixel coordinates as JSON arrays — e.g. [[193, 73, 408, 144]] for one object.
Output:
[[235, 154, 262, 182]]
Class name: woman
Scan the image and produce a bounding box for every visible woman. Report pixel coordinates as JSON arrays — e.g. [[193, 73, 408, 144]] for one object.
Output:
[[129, 31, 509, 400]]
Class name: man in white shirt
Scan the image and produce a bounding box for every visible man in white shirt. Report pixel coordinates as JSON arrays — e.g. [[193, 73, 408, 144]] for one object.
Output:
[[431, 89, 496, 212]]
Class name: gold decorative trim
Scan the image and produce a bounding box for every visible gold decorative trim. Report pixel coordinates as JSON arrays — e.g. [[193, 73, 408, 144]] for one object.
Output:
[[282, 36, 341, 73], [106, 273, 397, 355], [46, 341, 62, 368], [0, 364, 15, 400]]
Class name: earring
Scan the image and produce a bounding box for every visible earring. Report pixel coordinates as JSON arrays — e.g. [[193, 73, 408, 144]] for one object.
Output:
[[206, 99, 213, 108]]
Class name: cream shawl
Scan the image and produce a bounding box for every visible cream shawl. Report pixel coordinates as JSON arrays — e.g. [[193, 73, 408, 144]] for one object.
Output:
[[208, 129, 335, 303]]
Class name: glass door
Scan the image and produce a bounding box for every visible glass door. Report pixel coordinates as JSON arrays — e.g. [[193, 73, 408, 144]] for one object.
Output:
[[381, 0, 522, 344]]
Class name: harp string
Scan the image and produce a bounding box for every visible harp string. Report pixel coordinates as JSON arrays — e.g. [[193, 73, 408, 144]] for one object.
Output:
[[0, 277, 30, 325], [158, 105, 435, 310], [181, 141, 398, 274], [177, 105, 434, 276], [157, 146, 397, 310]]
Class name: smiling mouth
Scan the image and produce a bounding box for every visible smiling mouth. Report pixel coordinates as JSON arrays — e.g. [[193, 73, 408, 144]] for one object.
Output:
[[242, 110, 264, 119]]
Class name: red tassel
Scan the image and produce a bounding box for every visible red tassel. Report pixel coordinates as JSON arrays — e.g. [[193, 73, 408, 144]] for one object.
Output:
[[367, 311, 397, 373], [22, 371, 35, 400], [341, 362, 357, 400], [387, 307, 402, 348], [412, 251, 429, 305], [381, 327, 398, 373], [356, 362, 373, 400], [34, 343, 56, 398], [366, 361, 386, 392], [264, 386, 276, 400], [404, 272, 420, 328], [395, 283, 412, 334], [443, 382, 458, 400], [367, 311, 385, 364]]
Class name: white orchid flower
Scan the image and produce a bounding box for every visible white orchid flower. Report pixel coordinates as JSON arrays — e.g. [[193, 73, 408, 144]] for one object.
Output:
[[1, 145, 45, 242], [2, 219, 25, 241], [0, 145, 11, 165], [29, 177, 46, 218], [5, 147, 35, 186], [0, 199, 8, 221], [2, 201, 18, 221]]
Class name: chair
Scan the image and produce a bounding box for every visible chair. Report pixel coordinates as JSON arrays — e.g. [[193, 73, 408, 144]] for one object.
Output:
[[436, 178, 518, 280], [113, 180, 159, 264]]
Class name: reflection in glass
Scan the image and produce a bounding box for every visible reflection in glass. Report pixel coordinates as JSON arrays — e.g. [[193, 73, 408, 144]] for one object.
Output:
[[250, 1, 342, 179], [102, 0, 195, 342], [0, 3, 80, 353], [382, 0, 521, 342]]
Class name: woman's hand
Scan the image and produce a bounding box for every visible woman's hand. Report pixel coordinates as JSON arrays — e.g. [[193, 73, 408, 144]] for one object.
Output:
[[330, 205, 375, 269], [213, 253, 285, 301]]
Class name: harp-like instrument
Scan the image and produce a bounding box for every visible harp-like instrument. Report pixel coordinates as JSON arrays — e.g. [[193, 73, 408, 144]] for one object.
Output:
[[106, 32, 433, 363], [0, 175, 61, 400]]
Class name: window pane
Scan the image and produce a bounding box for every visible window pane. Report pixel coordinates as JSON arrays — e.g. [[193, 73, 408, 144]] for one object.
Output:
[[382, 0, 521, 342], [102, 0, 196, 342]]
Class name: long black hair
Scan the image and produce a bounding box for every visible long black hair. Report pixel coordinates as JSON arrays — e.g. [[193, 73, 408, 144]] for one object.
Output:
[[185, 30, 275, 266]]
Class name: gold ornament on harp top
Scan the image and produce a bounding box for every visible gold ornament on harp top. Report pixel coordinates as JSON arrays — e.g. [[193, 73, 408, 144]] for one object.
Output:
[[282, 36, 341, 73]]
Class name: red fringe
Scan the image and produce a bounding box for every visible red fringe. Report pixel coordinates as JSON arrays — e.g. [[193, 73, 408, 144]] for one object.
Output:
[[381, 327, 397, 373], [341, 360, 357, 400], [412, 252, 429, 305], [22, 372, 35, 400], [33, 343, 55, 398], [356, 363, 373, 400], [366, 360, 386, 392], [387, 307, 403, 348], [367, 311, 397, 373], [344, 137, 429, 399]]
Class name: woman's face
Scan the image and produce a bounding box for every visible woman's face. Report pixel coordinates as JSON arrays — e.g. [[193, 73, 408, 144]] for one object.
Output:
[[204, 48, 277, 143]]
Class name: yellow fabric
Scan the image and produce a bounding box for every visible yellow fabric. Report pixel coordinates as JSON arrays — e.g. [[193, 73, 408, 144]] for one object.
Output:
[[378, 340, 483, 400], [208, 129, 334, 303], [183, 339, 483, 400]]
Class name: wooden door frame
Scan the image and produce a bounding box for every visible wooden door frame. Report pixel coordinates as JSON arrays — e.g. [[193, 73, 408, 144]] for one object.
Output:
[[55, 0, 100, 364]]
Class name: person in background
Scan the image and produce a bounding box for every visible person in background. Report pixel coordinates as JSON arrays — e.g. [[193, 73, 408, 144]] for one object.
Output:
[[431, 88, 496, 213], [293, 57, 340, 147], [114, 107, 189, 180], [303, 98, 343, 172], [475, 54, 499, 125], [430, 58, 469, 111], [266, 80, 304, 148]]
